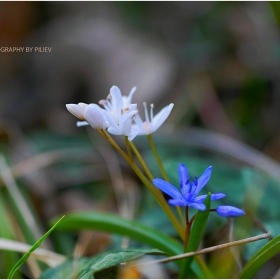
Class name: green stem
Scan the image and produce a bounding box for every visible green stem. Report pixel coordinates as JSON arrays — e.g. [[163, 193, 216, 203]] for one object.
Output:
[[129, 141, 153, 181], [99, 130, 184, 240], [147, 134, 185, 226], [124, 136, 133, 161], [184, 208, 197, 253], [147, 134, 169, 181]]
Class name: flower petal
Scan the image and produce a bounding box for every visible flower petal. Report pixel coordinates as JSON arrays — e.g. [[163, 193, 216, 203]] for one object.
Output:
[[210, 193, 226, 200], [193, 194, 207, 203], [84, 104, 107, 129], [66, 103, 87, 120], [178, 163, 190, 196], [122, 86, 136, 108], [119, 109, 138, 136], [128, 125, 141, 141], [153, 179, 184, 200], [188, 202, 206, 211], [110, 86, 123, 124], [194, 166, 212, 196], [168, 199, 187, 207], [152, 103, 174, 133], [216, 205, 245, 217], [77, 121, 89, 127], [107, 126, 122, 135]]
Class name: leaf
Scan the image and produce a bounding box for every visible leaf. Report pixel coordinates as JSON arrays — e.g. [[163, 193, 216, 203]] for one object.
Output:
[[179, 193, 213, 278], [51, 211, 182, 257], [79, 248, 164, 279], [40, 248, 164, 279], [8, 216, 65, 279], [239, 234, 280, 278]]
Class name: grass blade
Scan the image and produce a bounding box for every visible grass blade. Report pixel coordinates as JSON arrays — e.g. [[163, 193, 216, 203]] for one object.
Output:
[[239, 234, 280, 278], [8, 216, 65, 279]]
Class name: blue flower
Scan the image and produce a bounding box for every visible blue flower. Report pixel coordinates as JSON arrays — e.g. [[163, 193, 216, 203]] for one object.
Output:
[[216, 205, 245, 217], [153, 163, 226, 211]]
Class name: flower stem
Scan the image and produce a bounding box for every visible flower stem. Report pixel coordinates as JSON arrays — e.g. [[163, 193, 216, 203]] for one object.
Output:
[[124, 136, 133, 161], [99, 130, 185, 240], [147, 134, 169, 181], [129, 141, 154, 181], [184, 208, 197, 252], [147, 134, 185, 226]]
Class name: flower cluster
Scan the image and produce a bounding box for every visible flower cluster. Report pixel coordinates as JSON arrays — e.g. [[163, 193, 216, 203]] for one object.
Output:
[[153, 163, 245, 217], [66, 86, 174, 141]]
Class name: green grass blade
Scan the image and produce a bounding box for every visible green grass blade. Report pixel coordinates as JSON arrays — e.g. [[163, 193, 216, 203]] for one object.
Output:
[[239, 234, 280, 278], [8, 216, 65, 279], [179, 193, 213, 278], [51, 211, 182, 256], [0, 193, 21, 278]]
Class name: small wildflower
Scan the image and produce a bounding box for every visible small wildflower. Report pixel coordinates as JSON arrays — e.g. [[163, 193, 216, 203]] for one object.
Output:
[[153, 164, 225, 211], [99, 86, 138, 136], [129, 102, 174, 141], [216, 205, 245, 217]]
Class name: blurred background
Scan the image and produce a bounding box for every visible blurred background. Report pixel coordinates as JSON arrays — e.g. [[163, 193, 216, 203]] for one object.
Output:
[[1, 1, 280, 278]]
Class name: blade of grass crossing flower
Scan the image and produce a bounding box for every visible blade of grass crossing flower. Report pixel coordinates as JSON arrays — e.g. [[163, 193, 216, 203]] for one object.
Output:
[[179, 193, 214, 279], [8, 216, 65, 279], [239, 234, 280, 278]]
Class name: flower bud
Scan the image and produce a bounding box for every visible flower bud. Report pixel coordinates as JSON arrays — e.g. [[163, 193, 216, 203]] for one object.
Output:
[[66, 103, 88, 120], [84, 104, 108, 129], [216, 205, 245, 217]]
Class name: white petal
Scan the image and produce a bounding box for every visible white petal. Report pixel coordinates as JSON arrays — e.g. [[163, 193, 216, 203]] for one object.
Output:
[[110, 86, 123, 124], [128, 126, 141, 141], [107, 126, 122, 135], [152, 103, 174, 133], [76, 121, 89, 127], [66, 103, 87, 120], [84, 104, 107, 129], [119, 109, 138, 136]]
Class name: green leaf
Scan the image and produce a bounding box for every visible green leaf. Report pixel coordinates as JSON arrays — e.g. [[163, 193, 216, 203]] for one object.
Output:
[[40, 248, 164, 279], [51, 211, 182, 257], [79, 248, 164, 279], [239, 234, 280, 278], [179, 193, 213, 278], [8, 216, 65, 279]]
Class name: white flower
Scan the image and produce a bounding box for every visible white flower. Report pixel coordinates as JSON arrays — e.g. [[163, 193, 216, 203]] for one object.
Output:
[[84, 104, 108, 129], [129, 102, 174, 141], [99, 86, 138, 136], [66, 103, 88, 120]]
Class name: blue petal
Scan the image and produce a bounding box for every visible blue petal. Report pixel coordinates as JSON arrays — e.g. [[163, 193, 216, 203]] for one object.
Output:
[[210, 193, 226, 200], [168, 199, 187, 207], [153, 179, 184, 200], [216, 205, 245, 217], [188, 202, 206, 211], [193, 194, 207, 203], [178, 163, 190, 193], [194, 166, 212, 196]]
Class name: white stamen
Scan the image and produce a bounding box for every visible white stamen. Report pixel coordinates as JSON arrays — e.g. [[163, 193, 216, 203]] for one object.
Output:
[[143, 102, 150, 123], [150, 104, 154, 123]]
